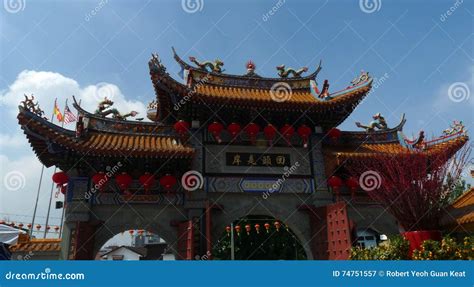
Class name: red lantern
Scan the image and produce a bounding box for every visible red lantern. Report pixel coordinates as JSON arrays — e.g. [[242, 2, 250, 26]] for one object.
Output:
[[227, 122, 241, 138], [35, 224, 41, 230], [245, 123, 260, 144], [274, 221, 281, 231], [46, 226, 51, 232], [129, 230, 134, 236], [139, 172, 156, 194], [159, 174, 177, 191], [254, 224, 260, 234], [18, 223, 24, 229], [54, 226, 60, 232], [92, 172, 109, 192], [235, 225, 241, 235], [297, 125, 312, 148], [328, 176, 343, 201], [208, 122, 224, 143], [245, 224, 251, 235], [345, 177, 359, 199], [174, 120, 190, 136], [264, 223, 270, 233], [27, 223, 32, 229], [225, 226, 231, 236], [327, 128, 341, 142], [264, 124, 277, 145], [52, 171, 69, 195], [115, 172, 133, 196], [280, 124, 295, 146]]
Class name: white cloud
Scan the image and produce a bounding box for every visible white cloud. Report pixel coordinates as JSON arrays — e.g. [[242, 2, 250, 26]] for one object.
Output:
[[433, 65, 474, 111], [0, 70, 147, 121], [0, 70, 149, 227]]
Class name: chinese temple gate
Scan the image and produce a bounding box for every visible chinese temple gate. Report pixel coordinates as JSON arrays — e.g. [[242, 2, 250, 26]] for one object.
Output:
[[17, 48, 468, 260]]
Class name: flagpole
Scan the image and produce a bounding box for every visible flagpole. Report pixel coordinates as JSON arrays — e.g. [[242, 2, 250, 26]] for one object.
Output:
[[59, 98, 79, 238], [44, 98, 67, 238]]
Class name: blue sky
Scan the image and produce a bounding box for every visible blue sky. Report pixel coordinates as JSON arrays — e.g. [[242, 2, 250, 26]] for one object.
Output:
[[0, 0, 472, 234]]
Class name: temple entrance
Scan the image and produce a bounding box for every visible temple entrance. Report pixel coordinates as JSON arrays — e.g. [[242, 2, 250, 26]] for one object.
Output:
[[95, 229, 175, 260], [212, 215, 307, 260]]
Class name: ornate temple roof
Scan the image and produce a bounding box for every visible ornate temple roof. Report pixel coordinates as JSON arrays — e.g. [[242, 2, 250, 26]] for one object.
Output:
[[9, 238, 62, 253], [149, 48, 373, 127], [17, 105, 194, 168]]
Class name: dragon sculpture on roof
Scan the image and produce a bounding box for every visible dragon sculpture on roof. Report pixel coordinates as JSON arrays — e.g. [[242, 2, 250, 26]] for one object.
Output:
[[276, 65, 308, 78], [355, 113, 388, 132], [189, 56, 224, 73], [20, 94, 47, 120], [95, 97, 138, 120]]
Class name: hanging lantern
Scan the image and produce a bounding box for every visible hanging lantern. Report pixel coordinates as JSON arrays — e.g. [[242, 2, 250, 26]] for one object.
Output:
[[46, 226, 51, 232], [159, 174, 177, 192], [254, 224, 260, 234], [139, 172, 156, 194], [345, 177, 359, 199], [328, 176, 343, 201], [264, 223, 270, 233], [54, 226, 60, 232], [297, 125, 312, 148], [129, 230, 134, 236], [234, 225, 241, 235], [227, 122, 241, 139], [92, 172, 109, 192], [52, 171, 69, 195], [27, 223, 32, 229], [18, 223, 24, 229], [35, 224, 41, 230], [264, 124, 277, 145], [225, 226, 231, 236], [173, 120, 190, 136], [245, 224, 251, 235], [208, 122, 224, 143], [280, 124, 295, 146], [327, 128, 341, 142], [138, 229, 144, 238], [245, 123, 260, 144], [274, 221, 281, 231], [115, 172, 133, 197]]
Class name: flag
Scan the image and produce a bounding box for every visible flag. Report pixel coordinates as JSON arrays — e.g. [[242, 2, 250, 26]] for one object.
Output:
[[53, 100, 63, 122], [63, 104, 77, 124]]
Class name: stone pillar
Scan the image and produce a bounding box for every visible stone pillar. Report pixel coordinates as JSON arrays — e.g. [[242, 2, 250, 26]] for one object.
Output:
[[310, 132, 332, 205]]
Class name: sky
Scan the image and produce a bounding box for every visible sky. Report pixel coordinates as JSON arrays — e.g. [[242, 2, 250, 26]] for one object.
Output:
[[0, 0, 473, 240]]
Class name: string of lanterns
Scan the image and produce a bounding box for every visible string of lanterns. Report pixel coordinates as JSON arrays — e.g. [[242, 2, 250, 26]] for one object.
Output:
[[327, 175, 360, 201], [173, 120, 318, 146], [225, 221, 287, 236], [89, 171, 178, 194], [0, 221, 61, 232]]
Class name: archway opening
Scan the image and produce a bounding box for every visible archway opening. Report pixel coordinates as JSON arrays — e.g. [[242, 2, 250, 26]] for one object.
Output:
[[96, 229, 175, 260], [213, 215, 307, 260]]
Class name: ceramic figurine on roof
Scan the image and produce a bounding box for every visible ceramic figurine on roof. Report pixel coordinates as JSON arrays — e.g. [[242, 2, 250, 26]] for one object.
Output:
[[351, 71, 370, 86], [355, 113, 387, 132], [148, 53, 165, 73], [443, 121, 465, 136], [95, 97, 138, 120], [21, 94, 46, 120], [244, 60, 260, 77], [276, 64, 308, 78], [188, 56, 224, 73]]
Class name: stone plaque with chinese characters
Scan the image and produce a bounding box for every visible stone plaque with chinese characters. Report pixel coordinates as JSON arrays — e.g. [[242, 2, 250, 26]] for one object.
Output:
[[226, 152, 290, 167], [205, 145, 311, 176]]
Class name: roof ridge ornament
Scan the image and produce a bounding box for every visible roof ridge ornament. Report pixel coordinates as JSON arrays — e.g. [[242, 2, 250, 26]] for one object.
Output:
[[20, 94, 47, 120], [355, 113, 388, 132], [276, 65, 308, 78], [95, 97, 138, 121], [188, 56, 224, 74], [351, 71, 370, 86]]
